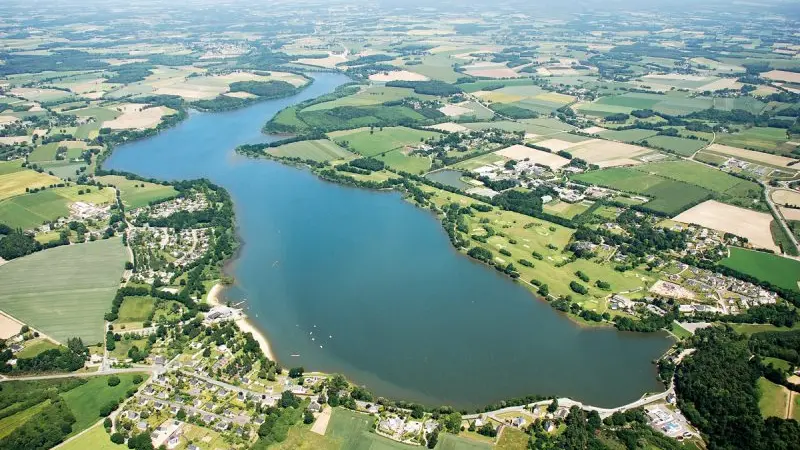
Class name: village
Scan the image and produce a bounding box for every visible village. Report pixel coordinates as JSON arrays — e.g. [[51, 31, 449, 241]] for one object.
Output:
[[126, 194, 213, 285]]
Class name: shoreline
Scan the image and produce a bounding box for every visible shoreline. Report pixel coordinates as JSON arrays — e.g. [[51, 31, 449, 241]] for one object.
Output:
[[206, 283, 277, 362]]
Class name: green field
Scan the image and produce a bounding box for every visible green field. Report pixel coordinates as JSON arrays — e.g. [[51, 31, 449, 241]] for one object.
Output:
[[330, 126, 441, 157], [115, 296, 156, 326], [0, 238, 128, 344], [642, 135, 707, 156], [495, 427, 528, 450], [378, 150, 431, 174], [396, 53, 464, 82], [0, 400, 50, 439], [634, 161, 761, 206], [61, 373, 145, 436], [580, 92, 715, 117], [28, 142, 86, 163], [96, 175, 178, 209], [763, 357, 792, 372], [438, 434, 494, 450], [15, 338, 62, 358], [572, 167, 712, 215], [0, 186, 116, 230], [717, 127, 793, 155], [58, 423, 125, 450], [0, 167, 61, 201], [452, 152, 505, 171], [325, 407, 413, 449], [458, 78, 536, 93], [267, 139, 355, 162], [694, 151, 730, 166], [303, 86, 436, 112], [757, 377, 789, 419], [0, 160, 25, 176], [66, 106, 122, 122], [598, 128, 659, 142], [720, 247, 800, 292]]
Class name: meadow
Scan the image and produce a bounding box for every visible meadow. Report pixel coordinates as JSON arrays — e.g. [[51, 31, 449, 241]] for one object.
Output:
[[395, 53, 465, 83], [574, 160, 762, 215], [757, 377, 789, 419], [323, 407, 415, 450], [267, 139, 354, 162], [421, 183, 655, 312], [717, 127, 794, 155], [27, 141, 87, 163], [0, 400, 51, 440], [61, 373, 145, 436], [302, 86, 436, 112], [641, 135, 707, 156], [330, 126, 440, 157], [720, 247, 800, 292], [15, 338, 61, 358], [598, 128, 659, 142], [0, 238, 128, 344], [0, 168, 61, 201], [58, 423, 125, 450], [572, 167, 711, 215], [115, 295, 157, 328], [97, 175, 178, 209], [437, 434, 493, 450], [378, 150, 431, 174], [0, 186, 116, 230]]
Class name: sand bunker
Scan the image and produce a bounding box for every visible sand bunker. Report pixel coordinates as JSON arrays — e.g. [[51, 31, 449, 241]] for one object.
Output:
[[674, 200, 778, 252]]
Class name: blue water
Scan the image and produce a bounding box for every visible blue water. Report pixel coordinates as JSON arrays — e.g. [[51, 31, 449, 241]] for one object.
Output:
[[105, 73, 671, 409]]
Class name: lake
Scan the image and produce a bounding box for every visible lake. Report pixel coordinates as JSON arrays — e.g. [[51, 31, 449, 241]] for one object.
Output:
[[105, 73, 672, 409], [425, 169, 473, 190]]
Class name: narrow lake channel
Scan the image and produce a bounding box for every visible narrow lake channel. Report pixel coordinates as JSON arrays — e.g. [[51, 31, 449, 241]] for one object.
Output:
[[105, 73, 672, 409]]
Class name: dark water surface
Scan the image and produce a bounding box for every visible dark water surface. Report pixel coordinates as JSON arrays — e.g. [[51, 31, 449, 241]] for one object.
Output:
[[105, 73, 671, 409]]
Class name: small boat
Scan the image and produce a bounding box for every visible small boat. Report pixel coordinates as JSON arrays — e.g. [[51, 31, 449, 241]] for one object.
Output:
[[291, 354, 300, 357]]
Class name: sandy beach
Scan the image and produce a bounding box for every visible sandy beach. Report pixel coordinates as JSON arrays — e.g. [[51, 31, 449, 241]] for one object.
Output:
[[206, 283, 277, 362]]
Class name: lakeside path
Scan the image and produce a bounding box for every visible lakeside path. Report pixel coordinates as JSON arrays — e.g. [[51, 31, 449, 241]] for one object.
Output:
[[206, 283, 276, 361]]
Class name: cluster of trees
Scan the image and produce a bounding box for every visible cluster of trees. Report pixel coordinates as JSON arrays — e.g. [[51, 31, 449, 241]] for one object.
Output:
[[105, 63, 153, 83], [749, 330, 800, 366], [385, 80, 462, 96], [0, 226, 40, 260], [0, 397, 76, 450], [6, 338, 87, 374], [348, 157, 385, 172], [489, 103, 538, 119], [675, 326, 800, 450], [229, 80, 299, 98]]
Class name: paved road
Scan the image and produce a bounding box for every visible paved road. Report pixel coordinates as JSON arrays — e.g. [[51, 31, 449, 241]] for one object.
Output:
[[178, 369, 276, 400], [762, 182, 800, 254]]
